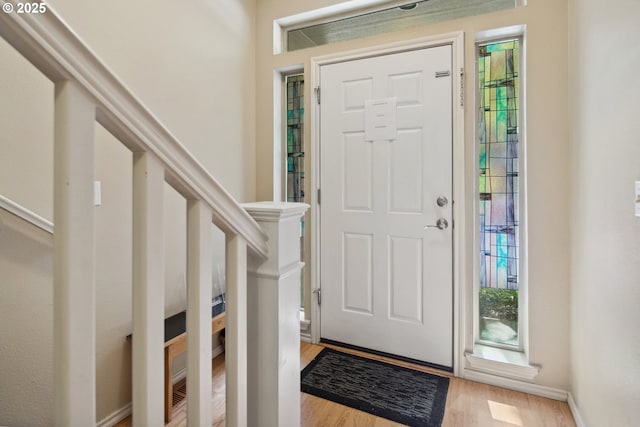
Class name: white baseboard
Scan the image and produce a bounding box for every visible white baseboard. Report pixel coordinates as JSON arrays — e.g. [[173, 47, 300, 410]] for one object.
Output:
[[96, 345, 225, 426], [96, 403, 131, 427], [463, 369, 568, 401], [568, 392, 586, 427], [300, 318, 312, 343], [300, 332, 312, 343]]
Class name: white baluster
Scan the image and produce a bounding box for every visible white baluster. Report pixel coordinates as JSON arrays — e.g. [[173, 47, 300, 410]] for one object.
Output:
[[132, 152, 165, 426], [53, 81, 97, 427], [186, 200, 213, 426], [225, 234, 248, 427]]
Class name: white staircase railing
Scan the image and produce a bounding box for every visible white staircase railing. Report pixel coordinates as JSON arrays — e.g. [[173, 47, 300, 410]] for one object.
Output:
[[1, 5, 306, 427]]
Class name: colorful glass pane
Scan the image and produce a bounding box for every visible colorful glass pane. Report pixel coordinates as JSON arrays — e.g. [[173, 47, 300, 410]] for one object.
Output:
[[478, 40, 520, 346], [286, 74, 305, 203], [479, 40, 519, 291], [286, 74, 306, 309]]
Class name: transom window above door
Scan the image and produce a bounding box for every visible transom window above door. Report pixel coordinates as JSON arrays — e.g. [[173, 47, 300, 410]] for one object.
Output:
[[283, 0, 521, 52]]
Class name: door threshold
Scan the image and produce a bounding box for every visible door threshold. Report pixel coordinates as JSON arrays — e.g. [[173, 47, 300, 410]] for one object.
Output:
[[320, 339, 453, 374]]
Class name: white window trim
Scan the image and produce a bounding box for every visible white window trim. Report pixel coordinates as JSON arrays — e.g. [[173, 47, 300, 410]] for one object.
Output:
[[467, 25, 538, 382], [274, 65, 304, 202], [465, 344, 539, 381], [273, 0, 403, 54], [278, 67, 311, 334]]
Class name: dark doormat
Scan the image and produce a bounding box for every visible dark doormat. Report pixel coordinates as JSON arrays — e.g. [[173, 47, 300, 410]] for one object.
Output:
[[301, 348, 449, 427]]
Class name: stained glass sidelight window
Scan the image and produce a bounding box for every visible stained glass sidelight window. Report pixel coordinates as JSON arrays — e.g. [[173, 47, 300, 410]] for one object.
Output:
[[286, 74, 305, 309], [287, 74, 305, 203], [478, 40, 520, 346]]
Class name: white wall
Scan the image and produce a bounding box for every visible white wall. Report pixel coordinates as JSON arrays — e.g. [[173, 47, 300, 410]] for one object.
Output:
[[568, 0, 640, 425], [256, 0, 571, 390], [0, 0, 257, 424]]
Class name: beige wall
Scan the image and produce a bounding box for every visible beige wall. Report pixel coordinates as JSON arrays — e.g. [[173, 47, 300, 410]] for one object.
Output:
[[48, 0, 258, 201], [0, 0, 256, 424], [256, 0, 571, 389], [569, 0, 640, 425], [0, 37, 54, 220], [0, 214, 53, 427], [0, 37, 55, 427]]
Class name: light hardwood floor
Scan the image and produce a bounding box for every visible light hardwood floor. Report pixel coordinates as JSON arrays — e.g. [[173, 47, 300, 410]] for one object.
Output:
[[115, 342, 576, 427]]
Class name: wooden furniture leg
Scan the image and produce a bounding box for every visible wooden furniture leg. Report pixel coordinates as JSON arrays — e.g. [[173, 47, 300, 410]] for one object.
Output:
[[163, 312, 225, 422], [128, 311, 225, 422], [164, 346, 173, 423]]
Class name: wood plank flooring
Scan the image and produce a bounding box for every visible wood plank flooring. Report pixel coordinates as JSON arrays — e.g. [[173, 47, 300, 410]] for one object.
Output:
[[115, 342, 576, 427]]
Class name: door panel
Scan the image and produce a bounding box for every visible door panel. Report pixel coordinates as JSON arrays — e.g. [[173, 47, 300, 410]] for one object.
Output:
[[320, 46, 453, 367], [343, 232, 374, 314], [390, 129, 423, 213], [389, 236, 423, 323], [343, 134, 373, 211]]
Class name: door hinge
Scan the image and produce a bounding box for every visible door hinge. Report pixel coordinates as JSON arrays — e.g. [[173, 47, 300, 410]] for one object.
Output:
[[317, 188, 321, 205], [459, 67, 465, 107], [314, 86, 321, 105], [312, 288, 321, 305]]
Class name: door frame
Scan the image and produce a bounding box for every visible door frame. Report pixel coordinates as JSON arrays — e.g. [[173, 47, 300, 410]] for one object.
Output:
[[309, 31, 466, 376]]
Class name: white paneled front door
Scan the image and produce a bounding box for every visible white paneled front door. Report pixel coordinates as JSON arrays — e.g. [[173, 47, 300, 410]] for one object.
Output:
[[319, 46, 453, 367]]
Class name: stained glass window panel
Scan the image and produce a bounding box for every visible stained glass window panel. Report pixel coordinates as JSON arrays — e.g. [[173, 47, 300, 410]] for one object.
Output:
[[478, 39, 520, 347], [286, 74, 305, 203], [286, 74, 305, 310]]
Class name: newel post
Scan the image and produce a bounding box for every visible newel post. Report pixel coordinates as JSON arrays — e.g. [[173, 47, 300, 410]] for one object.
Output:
[[243, 202, 309, 427]]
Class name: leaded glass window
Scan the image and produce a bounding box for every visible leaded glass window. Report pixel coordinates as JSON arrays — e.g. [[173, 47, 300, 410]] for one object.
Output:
[[286, 74, 305, 310], [286, 74, 305, 203], [478, 39, 520, 347]]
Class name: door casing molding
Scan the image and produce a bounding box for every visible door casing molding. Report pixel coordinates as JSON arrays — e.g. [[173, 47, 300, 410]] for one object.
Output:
[[309, 31, 466, 376]]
